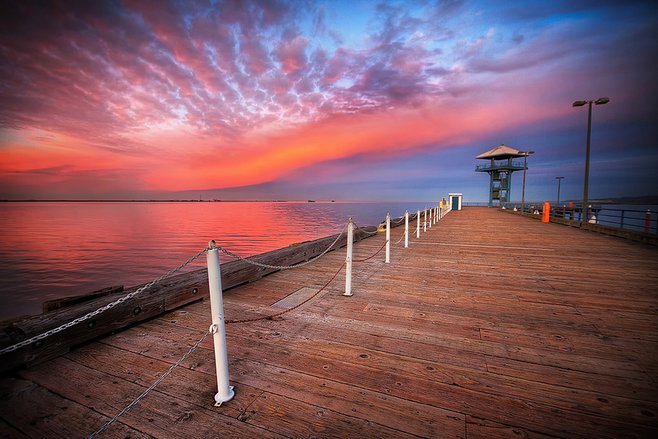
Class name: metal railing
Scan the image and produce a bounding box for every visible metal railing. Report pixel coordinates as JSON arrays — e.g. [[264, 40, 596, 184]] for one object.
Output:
[[554, 205, 657, 234], [475, 160, 526, 172], [501, 202, 658, 235]]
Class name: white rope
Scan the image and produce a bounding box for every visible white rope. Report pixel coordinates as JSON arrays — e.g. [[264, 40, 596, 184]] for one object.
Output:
[[218, 222, 348, 270], [89, 331, 209, 438], [0, 249, 208, 356]]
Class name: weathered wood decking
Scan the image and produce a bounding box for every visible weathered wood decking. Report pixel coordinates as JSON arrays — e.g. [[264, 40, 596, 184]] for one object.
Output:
[[2, 207, 658, 438]]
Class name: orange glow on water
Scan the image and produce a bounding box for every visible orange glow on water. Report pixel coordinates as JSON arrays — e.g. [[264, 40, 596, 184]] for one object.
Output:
[[0, 201, 418, 320]]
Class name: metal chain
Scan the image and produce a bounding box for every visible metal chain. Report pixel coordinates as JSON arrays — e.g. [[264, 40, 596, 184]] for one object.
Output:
[[353, 223, 379, 236], [0, 249, 208, 356], [217, 223, 347, 270], [89, 330, 209, 439], [225, 261, 346, 324], [353, 239, 388, 263]]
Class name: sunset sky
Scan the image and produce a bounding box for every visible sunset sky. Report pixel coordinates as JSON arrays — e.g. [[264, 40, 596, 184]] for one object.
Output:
[[1, 0, 657, 202]]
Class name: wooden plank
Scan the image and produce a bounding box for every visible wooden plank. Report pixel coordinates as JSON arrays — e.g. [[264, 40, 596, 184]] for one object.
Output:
[[237, 391, 423, 438], [0, 377, 149, 439], [180, 296, 654, 384], [465, 415, 560, 439], [229, 357, 651, 439], [0, 418, 29, 439], [99, 324, 468, 438], [482, 321, 658, 360], [485, 356, 656, 402], [64, 342, 259, 420], [19, 356, 284, 438], [223, 325, 658, 430], [42, 285, 124, 313], [105, 308, 657, 438], [74, 338, 427, 439], [177, 305, 490, 371]]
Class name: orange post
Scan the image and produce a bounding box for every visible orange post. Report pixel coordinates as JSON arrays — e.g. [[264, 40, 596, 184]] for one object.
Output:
[[542, 202, 551, 223]]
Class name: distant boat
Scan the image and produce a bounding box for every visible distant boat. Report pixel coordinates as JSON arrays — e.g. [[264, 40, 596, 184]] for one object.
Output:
[[307, 200, 316, 203]]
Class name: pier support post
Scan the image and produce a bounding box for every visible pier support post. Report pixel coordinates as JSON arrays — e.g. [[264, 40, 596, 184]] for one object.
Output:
[[416, 209, 420, 238], [344, 218, 353, 296], [404, 211, 409, 248], [424, 209, 427, 232], [206, 241, 235, 406], [385, 212, 391, 263]]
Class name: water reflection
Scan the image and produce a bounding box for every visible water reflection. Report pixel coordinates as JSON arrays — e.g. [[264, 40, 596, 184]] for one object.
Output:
[[0, 201, 426, 320]]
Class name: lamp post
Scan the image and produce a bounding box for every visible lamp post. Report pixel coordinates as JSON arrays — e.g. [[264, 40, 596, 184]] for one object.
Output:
[[572, 97, 609, 223], [555, 176, 564, 205], [520, 150, 535, 214]]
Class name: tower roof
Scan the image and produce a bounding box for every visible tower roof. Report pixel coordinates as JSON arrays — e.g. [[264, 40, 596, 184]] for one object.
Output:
[[476, 144, 526, 159]]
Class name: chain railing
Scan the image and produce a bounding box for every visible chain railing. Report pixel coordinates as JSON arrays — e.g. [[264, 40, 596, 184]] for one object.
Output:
[[1, 202, 453, 438], [354, 223, 380, 235], [0, 249, 208, 356], [216, 222, 348, 270], [89, 330, 210, 439], [353, 240, 389, 263], [225, 261, 347, 324]]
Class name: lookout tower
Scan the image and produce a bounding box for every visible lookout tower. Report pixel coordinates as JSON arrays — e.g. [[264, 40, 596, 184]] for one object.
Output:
[[475, 144, 527, 207]]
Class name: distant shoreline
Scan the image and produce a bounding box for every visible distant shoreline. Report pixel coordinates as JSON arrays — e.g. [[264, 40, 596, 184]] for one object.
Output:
[[0, 199, 302, 203], [1, 196, 657, 205]]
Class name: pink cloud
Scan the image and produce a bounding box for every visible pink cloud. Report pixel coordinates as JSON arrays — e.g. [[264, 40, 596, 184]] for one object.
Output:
[[1, 1, 656, 200], [275, 35, 309, 76]]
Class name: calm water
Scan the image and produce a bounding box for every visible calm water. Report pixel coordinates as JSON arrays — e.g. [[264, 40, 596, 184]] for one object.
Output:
[[0, 201, 428, 321]]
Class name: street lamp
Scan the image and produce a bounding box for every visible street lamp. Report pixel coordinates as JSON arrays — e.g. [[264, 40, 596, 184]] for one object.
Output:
[[520, 150, 535, 214], [555, 176, 564, 205], [573, 97, 609, 223]]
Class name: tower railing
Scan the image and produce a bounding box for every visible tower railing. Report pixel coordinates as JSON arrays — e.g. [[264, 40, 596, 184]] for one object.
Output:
[[475, 161, 526, 172]]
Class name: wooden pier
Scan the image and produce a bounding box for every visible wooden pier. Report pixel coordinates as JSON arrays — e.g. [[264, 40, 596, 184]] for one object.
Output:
[[1, 207, 657, 438]]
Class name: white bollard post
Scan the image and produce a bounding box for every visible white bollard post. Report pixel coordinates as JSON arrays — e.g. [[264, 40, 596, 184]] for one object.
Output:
[[385, 212, 391, 263], [404, 211, 409, 248], [344, 218, 353, 296], [424, 209, 427, 232], [206, 240, 235, 406], [416, 209, 420, 238], [435, 206, 438, 223], [429, 208, 433, 228]]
